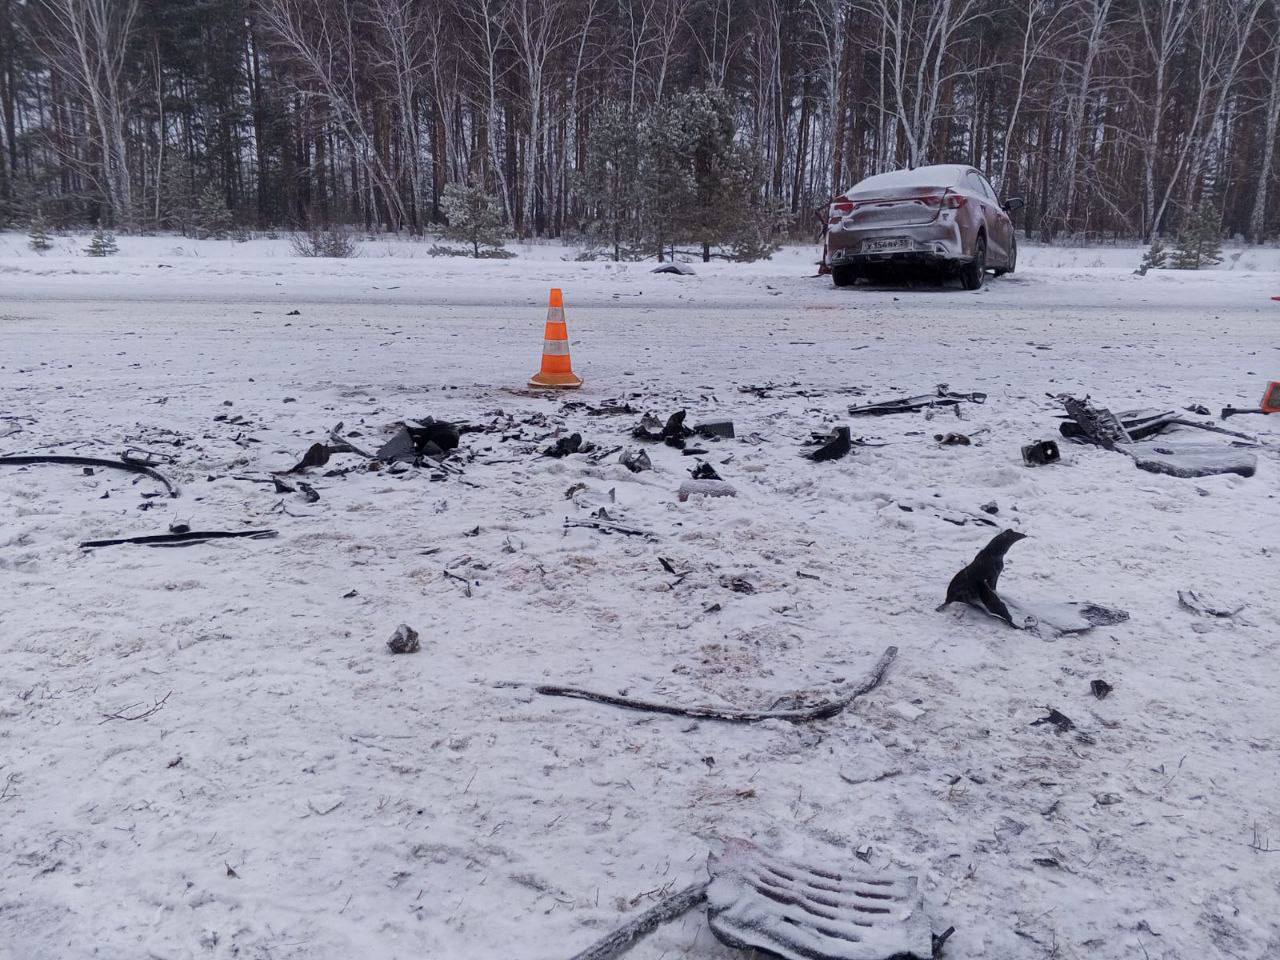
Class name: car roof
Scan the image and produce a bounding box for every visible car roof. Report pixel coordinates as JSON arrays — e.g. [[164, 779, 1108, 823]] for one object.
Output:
[[847, 164, 979, 194]]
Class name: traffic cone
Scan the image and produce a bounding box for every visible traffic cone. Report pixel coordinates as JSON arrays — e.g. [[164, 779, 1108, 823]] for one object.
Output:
[[1262, 381, 1280, 413], [529, 288, 582, 389]]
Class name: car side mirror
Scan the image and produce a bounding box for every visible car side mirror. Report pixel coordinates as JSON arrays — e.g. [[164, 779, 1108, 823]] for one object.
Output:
[[1002, 197, 1025, 212]]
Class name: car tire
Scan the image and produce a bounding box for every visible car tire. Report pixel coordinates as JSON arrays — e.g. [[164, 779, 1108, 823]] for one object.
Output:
[[994, 235, 1017, 277], [960, 234, 987, 290], [832, 264, 860, 287]]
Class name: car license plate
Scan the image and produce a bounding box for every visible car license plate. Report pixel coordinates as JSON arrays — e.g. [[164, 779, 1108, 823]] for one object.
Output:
[[865, 237, 910, 252]]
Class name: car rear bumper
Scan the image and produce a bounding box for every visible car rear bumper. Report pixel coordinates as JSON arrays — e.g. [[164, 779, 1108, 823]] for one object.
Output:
[[827, 222, 969, 265]]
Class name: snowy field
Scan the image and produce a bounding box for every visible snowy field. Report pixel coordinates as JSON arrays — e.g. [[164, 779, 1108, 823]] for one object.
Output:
[[1, 232, 1279, 960]]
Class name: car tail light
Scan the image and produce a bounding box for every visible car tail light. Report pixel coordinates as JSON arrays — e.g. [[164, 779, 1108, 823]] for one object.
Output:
[[941, 193, 967, 209], [828, 198, 855, 223]]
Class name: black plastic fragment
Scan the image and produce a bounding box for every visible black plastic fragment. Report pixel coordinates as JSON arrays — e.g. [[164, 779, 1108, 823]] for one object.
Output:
[[806, 425, 852, 462], [1021, 440, 1060, 465], [1031, 708, 1074, 733], [938, 529, 1026, 625], [690, 461, 722, 480], [1090, 679, 1113, 700], [0, 454, 180, 498]]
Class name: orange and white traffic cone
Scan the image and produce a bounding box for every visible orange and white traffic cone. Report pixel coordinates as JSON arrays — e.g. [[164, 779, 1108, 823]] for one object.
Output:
[[529, 288, 582, 389]]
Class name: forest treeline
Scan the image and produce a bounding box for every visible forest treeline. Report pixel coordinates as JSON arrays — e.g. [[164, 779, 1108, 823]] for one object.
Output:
[[4, 0, 1280, 251]]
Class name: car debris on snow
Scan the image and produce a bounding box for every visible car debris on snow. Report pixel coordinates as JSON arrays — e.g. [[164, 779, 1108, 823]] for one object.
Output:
[[1058, 395, 1258, 477], [387, 623, 421, 654], [694, 419, 735, 439], [1021, 440, 1060, 465], [632, 410, 694, 447], [677, 479, 737, 501], [849, 385, 987, 417], [805, 425, 853, 461], [0, 453, 180, 497], [1177, 589, 1245, 618], [939, 530, 1129, 635], [534, 645, 897, 725], [618, 448, 652, 472], [707, 837, 938, 960], [81, 528, 278, 549]]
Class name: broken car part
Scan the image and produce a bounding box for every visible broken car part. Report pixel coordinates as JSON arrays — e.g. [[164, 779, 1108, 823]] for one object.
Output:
[[0, 454, 179, 498], [807, 425, 853, 462], [1059, 397, 1258, 478], [81, 529, 277, 549], [707, 837, 936, 960], [849, 385, 986, 417], [939, 531, 1129, 635], [387, 623, 421, 654], [677, 479, 737, 501], [618, 448, 652, 473], [1021, 440, 1060, 465], [694, 420, 735, 439], [536, 645, 896, 725]]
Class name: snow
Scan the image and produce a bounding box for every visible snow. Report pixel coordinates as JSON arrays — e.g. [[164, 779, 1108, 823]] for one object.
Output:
[[842, 164, 974, 196], [2, 231, 1279, 960]]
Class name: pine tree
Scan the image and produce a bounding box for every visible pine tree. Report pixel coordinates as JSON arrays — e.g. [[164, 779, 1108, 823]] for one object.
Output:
[[1134, 237, 1168, 275], [636, 87, 782, 263], [441, 182, 507, 257], [28, 210, 53, 252], [579, 103, 641, 261], [84, 226, 119, 257], [637, 100, 696, 262], [1170, 202, 1223, 270], [193, 183, 234, 239]]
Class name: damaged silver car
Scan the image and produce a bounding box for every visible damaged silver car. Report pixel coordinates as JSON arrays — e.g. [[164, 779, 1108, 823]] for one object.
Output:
[[826, 164, 1023, 290]]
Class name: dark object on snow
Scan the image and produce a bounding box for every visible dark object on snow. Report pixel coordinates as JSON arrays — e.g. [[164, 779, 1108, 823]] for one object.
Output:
[[707, 837, 934, 960], [849, 385, 987, 417], [564, 518, 653, 538], [543, 433, 593, 458], [694, 420, 735, 439], [935, 432, 971, 446], [939, 529, 1026, 624], [619, 448, 652, 473], [272, 476, 295, 494], [651, 262, 696, 275], [286, 442, 335, 473], [81, 529, 277, 549], [678, 479, 737, 501], [1090, 679, 1113, 700], [632, 410, 693, 447], [1059, 398, 1258, 478], [1031, 708, 1074, 733], [536, 646, 896, 725], [1131, 443, 1256, 478], [1186, 404, 1211, 416], [0, 454, 180, 498], [1021, 440, 1061, 465], [980, 501, 999, 515], [939, 531, 1129, 634], [807, 425, 852, 462], [690, 461, 721, 481], [387, 623, 420, 654], [297, 481, 320, 503], [1178, 589, 1244, 618], [378, 417, 461, 463], [1059, 396, 1135, 448], [1221, 406, 1268, 419]]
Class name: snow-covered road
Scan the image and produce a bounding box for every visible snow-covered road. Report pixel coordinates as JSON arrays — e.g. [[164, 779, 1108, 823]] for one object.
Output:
[[2, 236, 1278, 960]]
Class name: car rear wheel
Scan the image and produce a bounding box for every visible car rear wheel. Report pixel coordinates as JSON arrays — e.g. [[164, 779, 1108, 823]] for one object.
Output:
[[960, 234, 986, 290], [994, 235, 1017, 277], [831, 264, 860, 287]]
